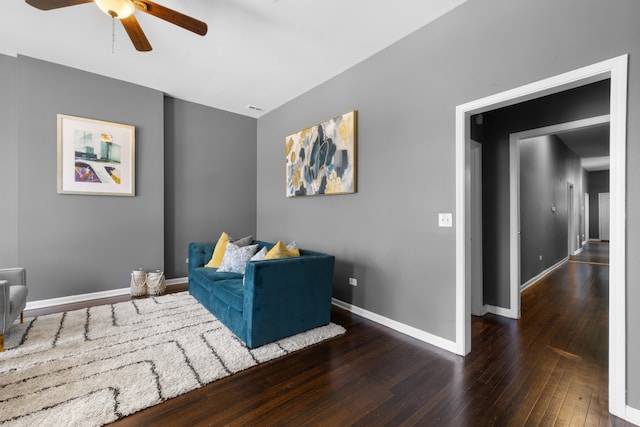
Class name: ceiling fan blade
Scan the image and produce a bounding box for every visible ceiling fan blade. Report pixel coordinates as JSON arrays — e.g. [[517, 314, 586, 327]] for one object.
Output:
[[25, 0, 93, 10], [120, 15, 152, 52], [135, 1, 208, 36]]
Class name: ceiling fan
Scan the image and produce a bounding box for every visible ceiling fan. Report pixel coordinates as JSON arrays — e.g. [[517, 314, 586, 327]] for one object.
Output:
[[25, 0, 208, 52]]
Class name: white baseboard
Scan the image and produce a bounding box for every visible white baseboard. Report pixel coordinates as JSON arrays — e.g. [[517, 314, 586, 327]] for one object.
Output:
[[520, 257, 567, 292], [25, 277, 188, 311], [471, 305, 489, 317], [485, 304, 517, 319], [332, 298, 459, 354], [476, 257, 568, 320], [625, 405, 640, 425]]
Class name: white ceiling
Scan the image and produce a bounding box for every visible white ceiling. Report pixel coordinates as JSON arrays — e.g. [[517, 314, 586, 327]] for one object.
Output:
[[2, 0, 466, 118], [558, 123, 610, 171]]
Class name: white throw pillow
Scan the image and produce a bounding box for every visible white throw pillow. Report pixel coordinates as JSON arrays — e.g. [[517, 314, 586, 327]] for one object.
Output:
[[217, 243, 259, 274], [250, 246, 268, 261]]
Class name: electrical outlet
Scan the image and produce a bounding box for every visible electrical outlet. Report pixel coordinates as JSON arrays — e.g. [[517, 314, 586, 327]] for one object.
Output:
[[349, 277, 358, 287], [539, 255, 543, 261], [438, 213, 453, 228]]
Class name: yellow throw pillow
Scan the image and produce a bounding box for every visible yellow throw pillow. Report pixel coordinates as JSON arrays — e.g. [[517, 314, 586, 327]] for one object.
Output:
[[205, 232, 230, 268], [264, 241, 300, 260]]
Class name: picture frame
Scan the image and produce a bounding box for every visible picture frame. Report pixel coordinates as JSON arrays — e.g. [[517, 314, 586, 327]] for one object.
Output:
[[285, 110, 357, 197], [57, 114, 135, 196]]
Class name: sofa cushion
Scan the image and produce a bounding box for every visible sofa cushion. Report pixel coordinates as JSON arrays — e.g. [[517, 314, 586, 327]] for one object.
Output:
[[264, 241, 300, 260], [207, 279, 245, 312], [204, 233, 254, 268], [205, 232, 230, 268], [232, 235, 254, 247], [218, 243, 259, 274], [250, 246, 268, 261], [193, 267, 243, 283]]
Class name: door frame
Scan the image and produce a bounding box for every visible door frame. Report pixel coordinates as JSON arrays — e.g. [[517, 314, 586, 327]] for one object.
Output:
[[470, 140, 484, 316], [585, 193, 590, 242], [568, 182, 576, 255], [455, 55, 627, 418]]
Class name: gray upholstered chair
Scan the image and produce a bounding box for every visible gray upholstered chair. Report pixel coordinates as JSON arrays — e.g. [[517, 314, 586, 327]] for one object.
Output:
[[0, 268, 28, 352]]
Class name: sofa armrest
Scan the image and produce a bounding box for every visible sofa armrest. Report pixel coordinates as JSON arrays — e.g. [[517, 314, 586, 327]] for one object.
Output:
[[0, 269, 26, 328], [0, 268, 26, 287], [242, 254, 335, 347], [188, 242, 216, 275]]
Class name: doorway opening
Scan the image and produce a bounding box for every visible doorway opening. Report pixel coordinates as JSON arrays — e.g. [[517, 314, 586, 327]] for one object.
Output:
[[507, 114, 610, 313], [455, 55, 628, 417]]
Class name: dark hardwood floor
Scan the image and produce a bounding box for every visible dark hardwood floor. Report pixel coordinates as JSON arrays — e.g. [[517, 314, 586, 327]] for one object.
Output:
[[25, 242, 635, 426], [569, 240, 610, 265]]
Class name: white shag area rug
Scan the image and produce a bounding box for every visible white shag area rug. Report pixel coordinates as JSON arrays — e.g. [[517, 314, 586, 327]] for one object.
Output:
[[0, 292, 345, 426]]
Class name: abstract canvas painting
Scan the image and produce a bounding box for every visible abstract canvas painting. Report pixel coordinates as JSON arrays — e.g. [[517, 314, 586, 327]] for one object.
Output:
[[57, 114, 135, 196], [285, 110, 357, 197]]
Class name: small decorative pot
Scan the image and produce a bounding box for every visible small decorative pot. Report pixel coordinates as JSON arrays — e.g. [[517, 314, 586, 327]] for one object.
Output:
[[130, 268, 147, 297], [146, 270, 166, 296]]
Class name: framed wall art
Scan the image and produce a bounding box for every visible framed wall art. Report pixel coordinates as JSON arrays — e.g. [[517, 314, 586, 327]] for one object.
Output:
[[285, 110, 357, 197], [57, 114, 135, 196]]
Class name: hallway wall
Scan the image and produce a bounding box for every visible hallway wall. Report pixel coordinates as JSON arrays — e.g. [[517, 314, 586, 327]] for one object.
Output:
[[519, 135, 584, 284]]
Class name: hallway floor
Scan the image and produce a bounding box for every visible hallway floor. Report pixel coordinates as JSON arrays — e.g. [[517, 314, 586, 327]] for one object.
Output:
[[464, 241, 625, 425]]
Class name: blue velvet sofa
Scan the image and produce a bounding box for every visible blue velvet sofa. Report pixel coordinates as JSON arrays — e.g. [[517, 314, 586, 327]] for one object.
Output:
[[188, 240, 335, 348]]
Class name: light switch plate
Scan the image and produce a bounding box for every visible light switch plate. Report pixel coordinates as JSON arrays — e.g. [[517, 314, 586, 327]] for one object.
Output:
[[438, 213, 453, 228]]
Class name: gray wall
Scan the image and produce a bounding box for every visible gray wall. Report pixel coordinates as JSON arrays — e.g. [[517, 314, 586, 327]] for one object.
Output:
[[256, 0, 640, 407], [164, 97, 257, 278], [587, 170, 610, 239], [15, 55, 165, 300], [0, 54, 18, 267], [1, 55, 257, 300], [519, 135, 583, 284]]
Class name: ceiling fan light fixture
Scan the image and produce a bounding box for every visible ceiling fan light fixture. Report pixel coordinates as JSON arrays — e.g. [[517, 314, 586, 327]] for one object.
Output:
[[94, 0, 134, 19]]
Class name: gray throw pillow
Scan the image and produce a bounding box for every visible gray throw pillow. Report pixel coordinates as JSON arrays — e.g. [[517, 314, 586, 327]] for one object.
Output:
[[232, 235, 253, 247]]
